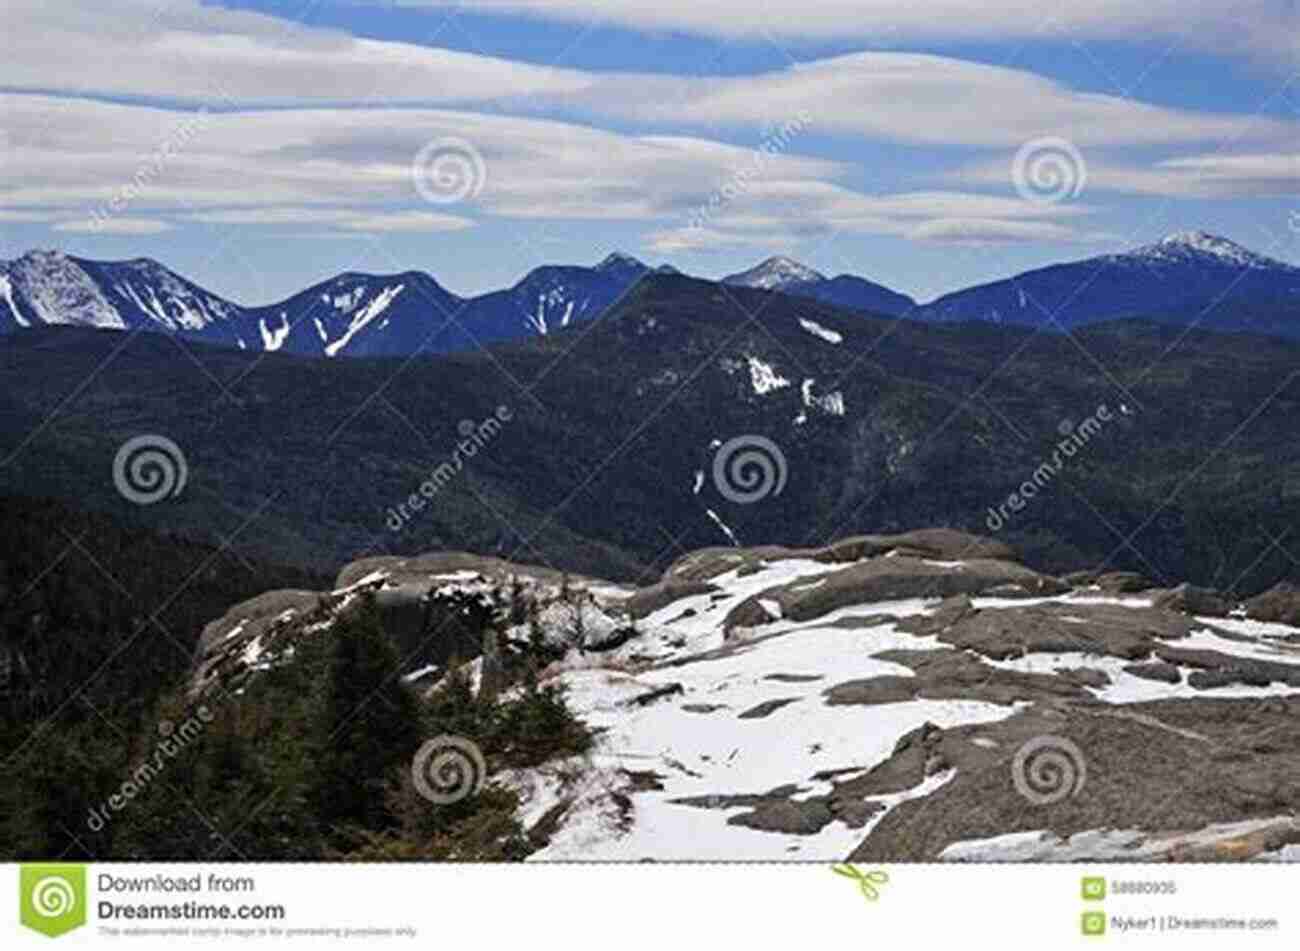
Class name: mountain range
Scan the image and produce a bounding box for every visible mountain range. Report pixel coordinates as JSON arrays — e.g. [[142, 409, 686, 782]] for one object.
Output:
[[3, 269, 1299, 594], [2, 232, 1296, 357]]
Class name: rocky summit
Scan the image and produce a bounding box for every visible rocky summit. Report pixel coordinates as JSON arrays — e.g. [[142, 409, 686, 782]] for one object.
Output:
[[191, 528, 1300, 863]]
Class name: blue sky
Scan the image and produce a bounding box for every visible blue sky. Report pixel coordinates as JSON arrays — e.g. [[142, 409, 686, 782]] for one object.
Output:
[[1, 0, 1297, 303]]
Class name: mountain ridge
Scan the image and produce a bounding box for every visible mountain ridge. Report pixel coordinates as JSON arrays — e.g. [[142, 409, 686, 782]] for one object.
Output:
[[4, 231, 1298, 356]]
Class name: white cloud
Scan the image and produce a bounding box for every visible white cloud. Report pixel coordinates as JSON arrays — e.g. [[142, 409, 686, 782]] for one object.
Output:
[[21, 83, 1289, 252], [0, 94, 844, 220], [52, 217, 174, 234], [584, 53, 1296, 148], [2, 0, 594, 105], [5, 4, 1294, 157], [954, 149, 1300, 198], [186, 207, 474, 232], [410, 1, 1299, 61], [905, 218, 1112, 245], [0, 210, 51, 222]]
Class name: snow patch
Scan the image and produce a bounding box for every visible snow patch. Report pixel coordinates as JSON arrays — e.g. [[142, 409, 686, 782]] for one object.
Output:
[[324, 284, 405, 357], [746, 356, 790, 395], [798, 317, 842, 344], [259, 312, 291, 351]]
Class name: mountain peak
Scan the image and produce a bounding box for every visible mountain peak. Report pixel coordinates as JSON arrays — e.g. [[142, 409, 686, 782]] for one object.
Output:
[[723, 256, 826, 290], [15, 248, 70, 265], [1131, 231, 1282, 269], [595, 251, 645, 272]]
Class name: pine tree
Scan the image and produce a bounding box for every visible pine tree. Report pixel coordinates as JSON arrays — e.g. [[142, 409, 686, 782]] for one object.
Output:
[[313, 594, 424, 839]]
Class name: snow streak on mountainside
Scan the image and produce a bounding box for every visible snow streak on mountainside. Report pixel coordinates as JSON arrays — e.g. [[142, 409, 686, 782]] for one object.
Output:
[[461, 253, 651, 345]]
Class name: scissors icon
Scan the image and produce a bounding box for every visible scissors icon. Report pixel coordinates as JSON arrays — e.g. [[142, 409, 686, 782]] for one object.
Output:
[[831, 864, 889, 901]]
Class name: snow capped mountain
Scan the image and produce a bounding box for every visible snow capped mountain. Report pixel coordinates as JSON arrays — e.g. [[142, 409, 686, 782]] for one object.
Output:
[[460, 253, 651, 344], [0, 251, 124, 330], [90, 257, 245, 333], [0, 251, 247, 345], [920, 231, 1300, 336], [1117, 230, 1284, 270], [595, 251, 647, 275], [249, 271, 463, 358], [722, 255, 915, 316], [4, 232, 1297, 357], [723, 256, 826, 290]]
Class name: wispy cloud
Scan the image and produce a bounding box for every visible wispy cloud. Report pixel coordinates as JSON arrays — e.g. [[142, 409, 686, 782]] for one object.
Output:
[[408, 0, 1299, 62], [2, 95, 1104, 246], [584, 53, 1296, 148], [51, 217, 173, 234]]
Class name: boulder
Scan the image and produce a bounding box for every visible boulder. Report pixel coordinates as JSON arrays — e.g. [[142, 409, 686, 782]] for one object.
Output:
[[1245, 581, 1300, 626], [722, 595, 779, 634], [811, 529, 1018, 565], [1123, 661, 1182, 684], [737, 697, 800, 719], [664, 547, 792, 583], [1072, 571, 1156, 593], [850, 697, 1300, 862], [1055, 666, 1112, 689], [1152, 583, 1232, 618], [898, 599, 1178, 662], [763, 556, 1066, 623], [194, 589, 322, 658], [625, 579, 719, 620], [728, 799, 834, 835]]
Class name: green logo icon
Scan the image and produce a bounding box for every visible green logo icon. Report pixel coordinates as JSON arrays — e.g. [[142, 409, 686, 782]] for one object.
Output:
[[831, 864, 889, 903], [19, 865, 87, 938], [1082, 911, 1107, 937], [1082, 876, 1107, 901]]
